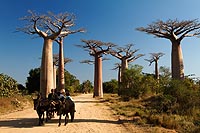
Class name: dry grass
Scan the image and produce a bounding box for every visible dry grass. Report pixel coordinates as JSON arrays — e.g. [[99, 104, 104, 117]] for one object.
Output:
[[0, 95, 33, 115], [101, 93, 200, 133]]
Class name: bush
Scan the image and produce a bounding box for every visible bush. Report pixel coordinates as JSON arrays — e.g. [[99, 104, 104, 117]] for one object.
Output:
[[80, 80, 93, 93], [163, 79, 200, 115], [120, 65, 144, 99], [0, 73, 19, 97], [103, 79, 118, 93]]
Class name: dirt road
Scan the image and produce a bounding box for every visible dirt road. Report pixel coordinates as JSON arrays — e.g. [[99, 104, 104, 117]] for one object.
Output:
[[0, 94, 176, 133]]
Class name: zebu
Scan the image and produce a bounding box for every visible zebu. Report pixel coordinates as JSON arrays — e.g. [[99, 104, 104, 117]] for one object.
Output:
[[33, 94, 52, 126], [57, 97, 75, 126]]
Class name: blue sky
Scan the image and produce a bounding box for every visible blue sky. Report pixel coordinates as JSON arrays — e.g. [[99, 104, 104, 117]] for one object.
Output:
[[1, 0, 200, 85]]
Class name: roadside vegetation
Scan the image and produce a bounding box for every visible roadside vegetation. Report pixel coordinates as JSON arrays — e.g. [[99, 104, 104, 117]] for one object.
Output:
[[0, 73, 33, 114], [102, 65, 200, 133]]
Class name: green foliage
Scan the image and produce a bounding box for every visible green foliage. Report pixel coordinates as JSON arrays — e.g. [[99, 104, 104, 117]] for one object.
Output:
[[26, 68, 80, 94], [140, 75, 159, 95], [158, 66, 171, 93], [26, 68, 40, 93], [162, 79, 200, 115], [79, 80, 93, 93], [64, 70, 80, 93], [0, 73, 19, 97], [103, 79, 118, 93], [121, 64, 145, 99]]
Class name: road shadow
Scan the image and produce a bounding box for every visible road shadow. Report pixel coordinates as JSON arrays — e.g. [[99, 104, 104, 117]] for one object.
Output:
[[74, 100, 101, 103], [69, 118, 132, 125], [0, 117, 133, 128], [0, 117, 67, 128], [46, 118, 126, 125], [73, 118, 122, 124], [0, 118, 38, 128]]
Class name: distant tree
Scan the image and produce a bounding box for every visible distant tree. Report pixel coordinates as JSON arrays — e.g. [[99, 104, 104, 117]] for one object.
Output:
[[77, 40, 115, 98], [53, 53, 72, 91], [18, 10, 81, 98], [26, 68, 40, 93], [112, 63, 121, 88], [81, 80, 93, 93], [55, 28, 84, 92], [111, 44, 144, 95], [121, 64, 144, 99], [53, 54, 59, 89], [111, 44, 144, 75], [137, 19, 200, 80], [103, 79, 118, 93], [145, 52, 164, 79], [64, 70, 80, 93]]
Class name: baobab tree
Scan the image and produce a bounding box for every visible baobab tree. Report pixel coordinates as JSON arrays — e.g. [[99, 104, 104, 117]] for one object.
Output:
[[53, 54, 72, 90], [111, 44, 144, 83], [18, 10, 81, 98], [137, 19, 200, 80], [112, 63, 121, 84], [145, 52, 165, 80], [111, 63, 121, 93], [55, 29, 84, 91], [53, 54, 59, 89], [78, 40, 115, 98]]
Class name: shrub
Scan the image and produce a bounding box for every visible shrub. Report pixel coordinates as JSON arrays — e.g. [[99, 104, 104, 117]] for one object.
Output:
[[0, 73, 19, 97], [120, 65, 144, 99], [80, 80, 93, 93], [163, 79, 200, 115], [103, 79, 118, 93]]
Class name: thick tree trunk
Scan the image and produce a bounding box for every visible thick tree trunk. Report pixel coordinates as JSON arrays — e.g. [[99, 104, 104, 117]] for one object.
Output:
[[121, 58, 128, 74], [40, 38, 54, 98], [93, 55, 103, 98], [53, 64, 57, 89], [121, 58, 128, 83], [97, 57, 103, 98], [118, 66, 122, 96], [171, 41, 184, 79], [118, 67, 121, 84], [58, 39, 65, 91], [93, 55, 98, 97], [155, 60, 159, 80]]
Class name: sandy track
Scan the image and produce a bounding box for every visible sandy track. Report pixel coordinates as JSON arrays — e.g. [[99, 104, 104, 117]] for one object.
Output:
[[0, 94, 176, 133]]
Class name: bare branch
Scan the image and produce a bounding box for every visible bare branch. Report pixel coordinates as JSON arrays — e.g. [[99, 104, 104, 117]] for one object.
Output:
[[137, 19, 200, 42], [111, 43, 143, 62], [111, 63, 121, 70], [79, 39, 114, 57], [80, 60, 94, 65], [18, 10, 84, 40], [145, 52, 165, 66], [128, 54, 145, 63], [64, 58, 72, 64]]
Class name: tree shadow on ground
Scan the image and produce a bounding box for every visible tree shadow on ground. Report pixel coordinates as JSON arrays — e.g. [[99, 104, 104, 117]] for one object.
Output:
[[0, 117, 67, 128], [73, 118, 123, 124], [0, 117, 133, 128], [0, 118, 38, 128], [74, 100, 100, 103]]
